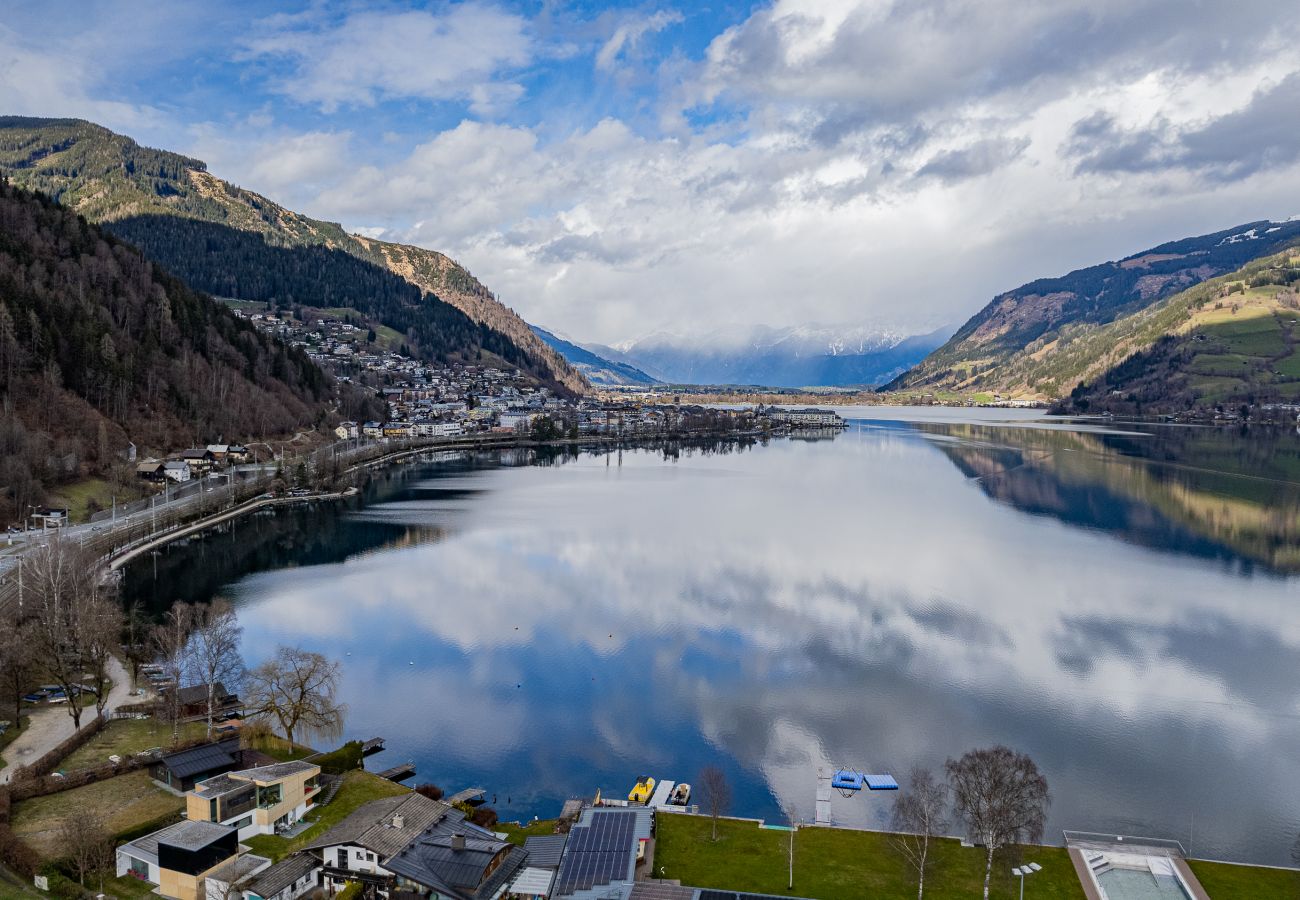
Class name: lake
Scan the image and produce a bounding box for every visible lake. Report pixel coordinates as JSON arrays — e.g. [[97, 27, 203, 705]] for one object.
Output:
[[122, 409, 1300, 866]]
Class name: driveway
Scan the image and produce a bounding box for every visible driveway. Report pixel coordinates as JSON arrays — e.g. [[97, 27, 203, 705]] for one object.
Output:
[[0, 655, 135, 784]]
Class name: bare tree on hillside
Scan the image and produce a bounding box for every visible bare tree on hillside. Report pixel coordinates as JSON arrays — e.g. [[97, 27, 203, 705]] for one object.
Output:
[[946, 747, 1050, 900], [185, 600, 245, 739], [245, 646, 344, 748], [699, 765, 731, 841], [891, 766, 950, 900]]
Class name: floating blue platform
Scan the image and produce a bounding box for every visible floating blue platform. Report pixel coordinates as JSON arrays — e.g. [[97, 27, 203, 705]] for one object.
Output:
[[831, 770, 865, 792], [865, 774, 898, 791]]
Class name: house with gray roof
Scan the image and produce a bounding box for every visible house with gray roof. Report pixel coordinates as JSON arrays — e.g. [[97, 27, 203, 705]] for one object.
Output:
[[207, 852, 319, 900], [302, 791, 526, 899]]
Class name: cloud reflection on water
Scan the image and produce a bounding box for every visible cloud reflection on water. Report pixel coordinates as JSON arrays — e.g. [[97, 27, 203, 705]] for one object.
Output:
[[208, 424, 1300, 864]]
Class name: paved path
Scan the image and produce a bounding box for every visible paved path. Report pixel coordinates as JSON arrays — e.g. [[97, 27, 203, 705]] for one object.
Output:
[[0, 655, 134, 784]]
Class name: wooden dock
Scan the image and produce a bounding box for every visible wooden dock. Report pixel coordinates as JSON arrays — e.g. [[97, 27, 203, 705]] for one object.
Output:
[[448, 787, 486, 806], [375, 762, 415, 782], [361, 737, 385, 755]]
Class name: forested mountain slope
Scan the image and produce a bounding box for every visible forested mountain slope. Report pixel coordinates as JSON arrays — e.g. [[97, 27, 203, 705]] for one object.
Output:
[[0, 117, 586, 393], [0, 179, 346, 524], [886, 221, 1300, 398], [1058, 248, 1300, 415]]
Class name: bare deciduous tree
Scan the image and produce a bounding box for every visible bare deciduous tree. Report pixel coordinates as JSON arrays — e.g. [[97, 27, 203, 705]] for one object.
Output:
[[245, 646, 345, 748], [152, 602, 194, 738], [946, 746, 1050, 900], [699, 765, 731, 841], [84, 594, 124, 720], [59, 813, 112, 888], [0, 613, 36, 723], [185, 599, 245, 739], [891, 766, 949, 900], [24, 538, 118, 729]]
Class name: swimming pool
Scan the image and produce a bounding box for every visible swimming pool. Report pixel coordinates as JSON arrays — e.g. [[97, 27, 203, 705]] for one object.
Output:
[[1096, 865, 1194, 900]]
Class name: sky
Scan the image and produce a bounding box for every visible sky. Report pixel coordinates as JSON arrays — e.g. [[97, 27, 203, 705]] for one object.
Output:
[[3, 0, 1300, 345]]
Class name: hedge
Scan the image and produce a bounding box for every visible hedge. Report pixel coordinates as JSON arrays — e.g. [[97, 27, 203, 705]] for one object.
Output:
[[9, 716, 105, 783]]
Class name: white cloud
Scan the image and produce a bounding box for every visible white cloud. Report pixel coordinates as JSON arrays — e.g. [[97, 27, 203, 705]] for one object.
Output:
[[595, 9, 683, 72], [243, 4, 533, 112]]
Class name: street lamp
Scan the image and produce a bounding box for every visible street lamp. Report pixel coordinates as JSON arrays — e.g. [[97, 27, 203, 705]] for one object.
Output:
[[1012, 862, 1042, 900]]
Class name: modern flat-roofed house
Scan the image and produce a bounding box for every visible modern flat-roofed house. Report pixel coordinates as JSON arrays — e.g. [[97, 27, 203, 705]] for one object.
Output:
[[116, 820, 240, 900], [187, 760, 322, 839], [201, 852, 272, 900]]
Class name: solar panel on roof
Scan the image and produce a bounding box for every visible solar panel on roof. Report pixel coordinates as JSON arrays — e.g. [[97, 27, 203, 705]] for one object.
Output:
[[555, 810, 639, 894]]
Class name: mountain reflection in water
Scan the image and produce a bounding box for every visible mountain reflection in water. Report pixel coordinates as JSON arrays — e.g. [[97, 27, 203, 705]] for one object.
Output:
[[121, 415, 1300, 866]]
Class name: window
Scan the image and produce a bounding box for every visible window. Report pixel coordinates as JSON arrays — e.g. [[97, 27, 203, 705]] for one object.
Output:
[[258, 783, 283, 808], [128, 857, 149, 880], [230, 816, 252, 831]]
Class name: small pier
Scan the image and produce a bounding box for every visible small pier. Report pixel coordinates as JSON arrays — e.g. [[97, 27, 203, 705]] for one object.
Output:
[[361, 737, 386, 756], [448, 787, 486, 806], [375, 762, 416, 782]]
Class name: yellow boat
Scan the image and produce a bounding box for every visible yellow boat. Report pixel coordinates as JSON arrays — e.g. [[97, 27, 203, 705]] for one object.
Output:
[[628, 775, 655, 804]]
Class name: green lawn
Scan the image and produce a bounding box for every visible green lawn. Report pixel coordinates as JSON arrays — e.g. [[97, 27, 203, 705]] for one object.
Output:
[[247, 733, 317, 761], [498, 818, 559, 845], [1186, 352, 1257, 376], [1211, 313, 1289, 357], [10, 771, 183, 860], [46, 478, 145, 524], [655, 816, 1084, 900], [60, 718, 206, 772], [1189, 859, 1300, 899], [1270, 350, 1300, 378], [244, 770, 410, 862]]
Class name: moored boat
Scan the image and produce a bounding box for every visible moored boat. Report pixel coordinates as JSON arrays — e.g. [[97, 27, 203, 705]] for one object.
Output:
[[628, 775, 655, 804]]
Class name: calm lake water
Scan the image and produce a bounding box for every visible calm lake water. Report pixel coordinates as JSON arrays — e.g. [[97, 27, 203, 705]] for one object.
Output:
[[122, 409, 1300, 865]]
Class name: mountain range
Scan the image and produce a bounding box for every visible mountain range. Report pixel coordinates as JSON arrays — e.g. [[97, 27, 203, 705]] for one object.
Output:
[[541, 323, 953, 388], [0, 117, 587, 394], [530, 326, 659, 386], [886, 219, 1300, 399]]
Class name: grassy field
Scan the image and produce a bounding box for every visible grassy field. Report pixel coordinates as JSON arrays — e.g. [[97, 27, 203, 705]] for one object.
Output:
[[244, 770, 410, 862], [655, 816, 1084, 900], [1188, 859, 1300, 899], [10, 771, 183, 859], [247, 733, 317, 762], [498, 818, 559, 845], [60, 718, 206, 772], [46, 478, 146, 524]]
